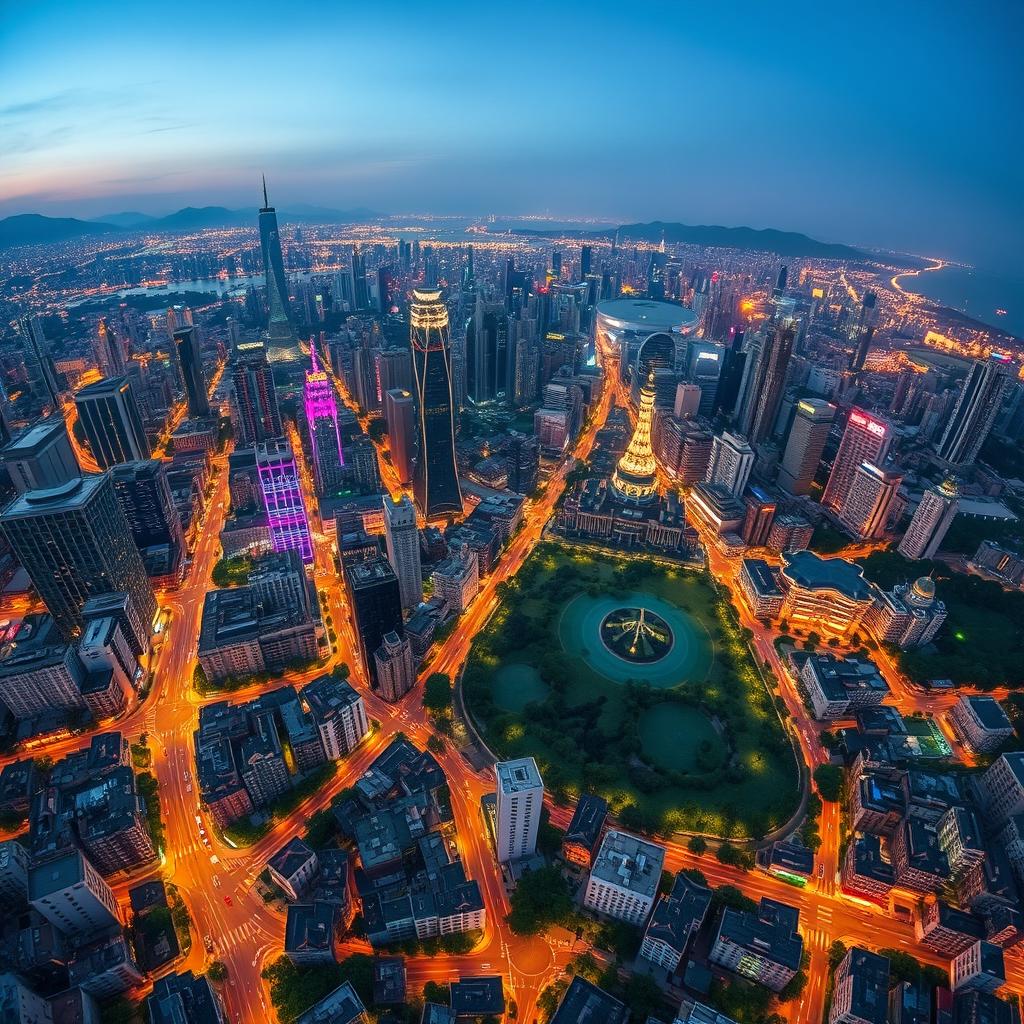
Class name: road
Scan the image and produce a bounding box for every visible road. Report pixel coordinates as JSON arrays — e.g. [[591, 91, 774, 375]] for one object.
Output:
[[8, 329, 1024, 1022]]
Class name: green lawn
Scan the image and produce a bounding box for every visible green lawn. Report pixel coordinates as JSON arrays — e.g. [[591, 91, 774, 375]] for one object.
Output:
[[463, 542, 799, 838]]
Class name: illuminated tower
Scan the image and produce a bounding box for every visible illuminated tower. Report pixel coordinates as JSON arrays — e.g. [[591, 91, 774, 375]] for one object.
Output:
[[255, 438, 313, 563], [232, 340, 282, 445], [898, 478, 959, 560], [410, 288, 463, 519], [303, 345, 344, 496], [612, 371, 659, 504], [822, 408, 891, 512], [258, 177, 296, 359]]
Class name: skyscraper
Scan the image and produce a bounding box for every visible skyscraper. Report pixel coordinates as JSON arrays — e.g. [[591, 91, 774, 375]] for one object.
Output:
[[777, 399, 836, 496], [259, 178, 295, 355], [111, 460, 186, 573], [255, 438, 313, 563], [384, 494, 422, 612], [837, 463, 903, 539], [232, 340, 282, 446], [0, 472, 156, 637], [495, 757, 544, 864], [374, 630, 416, 702], [822, 409, 891, 512], [706, 430, 755, 496], [17, 315, 61, 412], [2, 417, 80, 494], [384, 388, 416, 485], [96, 318, 126, 377], [467, 295, 509, 404], [303, 347, 344, 496], [744, 323, 794, 444], [849, 291, 878, 375], [898, 478, 959, 560], [346, 557, 403, 687], [937, 356, 1013, 467], [611, 371, 659, 505], [410, 288, 463, 519], [174, 326, 209, 418], [74, 376, 151, 469]]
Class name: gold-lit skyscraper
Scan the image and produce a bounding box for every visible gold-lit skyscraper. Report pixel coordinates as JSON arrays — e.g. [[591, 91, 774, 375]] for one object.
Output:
[[612, 371, 659, 504]]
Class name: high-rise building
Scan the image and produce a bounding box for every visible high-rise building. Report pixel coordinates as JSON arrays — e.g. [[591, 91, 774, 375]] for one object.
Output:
[[2, 417, 79, 494], [745, 324, 794, 444], [838, 463, 903, 540], [410, 288, 463, 519], [17, 315, 61, 412], [822, 409, 891, 512], [849, 291, 878, 375], [777, 399, 836, 495], [255, 438, 313, 563], [377, 347, 414, 394], [706, 430, 754, 496], [111, 460, 185, 572], [938, 356, 1013, 467], [259, 178, 294, 350], [173, 326, 209, 418], [673, 383, 702, 419], [495, 758, 544, 864], [374, 630, 416, 702], [303, 347, 344, 496], [0, 473, 156, 637], [611, 371, 658, 505], [29, 850, 120, 937], [74, 376, 151, 469], [301, 674, 368, 758], [384, 388, 416, 485], [232, 340, 282, 445], [346, 557, 403, 687], [95, 318, 126, 377], [384, 495, 422, 611], [467, 295, 509, 404], [898, 478, 959, 560]]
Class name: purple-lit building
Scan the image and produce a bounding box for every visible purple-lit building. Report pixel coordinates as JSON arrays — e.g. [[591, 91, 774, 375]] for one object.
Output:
[[255, 438, 313, 563], [303, 346, 345, 497]]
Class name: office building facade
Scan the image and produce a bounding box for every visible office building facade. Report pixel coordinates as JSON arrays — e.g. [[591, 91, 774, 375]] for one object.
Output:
[[232, 340, 282, 446], [778, 398, 835, 495], [74, 376, 151, 469], [822, 409, 891, 512], [898, 479, 959, 560], [410, 288, 463, 518], [1, 474, 156, 637], [174, 326, 209, 418], [255, 438, 313, 563], [384, 494, 422, 611], [938, 356, 1013, 467], [706, 431, 754, 496], [495, 758, 544, 863]]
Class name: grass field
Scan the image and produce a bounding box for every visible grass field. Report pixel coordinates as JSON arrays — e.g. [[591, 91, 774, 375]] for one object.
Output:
[[462, 542, 800, 838]]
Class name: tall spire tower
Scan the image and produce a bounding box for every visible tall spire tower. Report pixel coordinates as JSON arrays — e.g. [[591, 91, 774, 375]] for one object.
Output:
[[258, 177, 297, 360], [612, 371, 659, 504], [303, 342, 344, 496]]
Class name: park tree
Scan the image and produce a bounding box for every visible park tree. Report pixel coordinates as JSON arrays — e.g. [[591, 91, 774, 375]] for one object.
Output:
[[423, 673, 453, 716]]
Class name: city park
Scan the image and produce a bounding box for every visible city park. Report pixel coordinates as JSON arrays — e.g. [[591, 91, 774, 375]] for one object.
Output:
[[462, 541, 801, 840]]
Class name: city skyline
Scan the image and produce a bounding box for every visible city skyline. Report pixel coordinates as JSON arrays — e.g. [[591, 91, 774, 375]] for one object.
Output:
[[2, 1, 1022, 272]]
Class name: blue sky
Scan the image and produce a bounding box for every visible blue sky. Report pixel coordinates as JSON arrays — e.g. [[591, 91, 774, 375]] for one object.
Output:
[[1, 1, 1021, 270]]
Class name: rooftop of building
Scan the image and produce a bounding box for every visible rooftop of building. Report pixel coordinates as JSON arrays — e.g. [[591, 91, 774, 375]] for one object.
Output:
[[781, 549, 873, 600], [449, 976, 504, 1017], [564, 793, 608, 848], [496, 758, 543, 795], [549, 976, 627, 1024], [284, 901, 338, 957], [960, 696, 1014, 732], [590, 830, 664, 897], [4, 416, 69, 455], [716, 897, 803, 970], [269, 836, 317, 880], [839, 947, 891, 1024], [3, 471, 107, 517], [295, 980, 366, 1024], [596, 298, 698, 333], [644, 873, 711, 952], [741, 558, 785, 596]]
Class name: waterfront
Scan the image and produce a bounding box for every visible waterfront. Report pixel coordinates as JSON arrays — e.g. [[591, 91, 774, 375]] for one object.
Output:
[[900, 262, 1023, 339]]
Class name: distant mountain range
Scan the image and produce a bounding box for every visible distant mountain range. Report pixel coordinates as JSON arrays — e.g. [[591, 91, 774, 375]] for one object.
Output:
[[514, 220, 917, 264], [0, 204, 383, 249], [1, 209, 916, 266]]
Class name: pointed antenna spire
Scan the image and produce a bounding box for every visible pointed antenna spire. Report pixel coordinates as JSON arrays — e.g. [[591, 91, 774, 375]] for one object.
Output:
[[310, 340, 319, 374], [262, 174, 268, 209]]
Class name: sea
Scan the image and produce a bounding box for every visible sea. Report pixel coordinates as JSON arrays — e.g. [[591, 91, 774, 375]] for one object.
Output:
[[901, 264, 1024, 341]]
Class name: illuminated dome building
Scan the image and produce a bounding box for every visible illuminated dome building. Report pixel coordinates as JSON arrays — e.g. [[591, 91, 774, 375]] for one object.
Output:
[[612, 371, 659, 505], [865, 574, 947, 650]]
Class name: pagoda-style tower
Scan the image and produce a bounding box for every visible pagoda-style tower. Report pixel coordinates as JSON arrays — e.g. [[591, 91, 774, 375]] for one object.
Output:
[[612, 370, 659, 504]]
